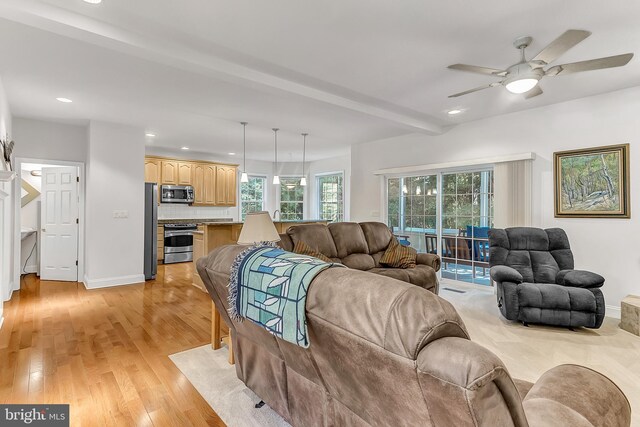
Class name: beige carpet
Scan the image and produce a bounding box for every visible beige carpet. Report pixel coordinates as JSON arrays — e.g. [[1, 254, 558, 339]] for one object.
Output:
[[171, 287, 640, 426], [169, 345, 289, 427]]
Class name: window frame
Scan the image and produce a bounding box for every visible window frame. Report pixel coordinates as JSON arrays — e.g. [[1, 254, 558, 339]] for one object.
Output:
[[315, 171, 345, 223], [278, 176, 305, 221], [239, 174, 267, 221]]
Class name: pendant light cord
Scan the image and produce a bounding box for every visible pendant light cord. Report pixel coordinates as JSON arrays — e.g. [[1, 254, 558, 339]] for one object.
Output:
[[273, 128, 279, 172], [302, 133, 307, 176], [241, 122, 247, 173]]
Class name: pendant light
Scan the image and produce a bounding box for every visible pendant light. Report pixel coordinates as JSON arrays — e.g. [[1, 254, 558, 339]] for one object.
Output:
[[272, 128, 280, 185], [300, 133, 308, 186], [240, 122, 249, 183]]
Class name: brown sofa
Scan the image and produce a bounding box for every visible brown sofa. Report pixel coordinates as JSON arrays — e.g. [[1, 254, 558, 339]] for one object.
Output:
[[279, 221, 440, 294], [198, 245, 631, 427]]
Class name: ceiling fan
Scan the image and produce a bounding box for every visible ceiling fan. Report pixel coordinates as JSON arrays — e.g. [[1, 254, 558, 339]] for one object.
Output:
[[447, 30, 634, 99]]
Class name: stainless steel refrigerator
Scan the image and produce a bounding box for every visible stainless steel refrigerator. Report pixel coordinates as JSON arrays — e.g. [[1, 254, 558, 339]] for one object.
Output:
[[144, 182, 158, 280]]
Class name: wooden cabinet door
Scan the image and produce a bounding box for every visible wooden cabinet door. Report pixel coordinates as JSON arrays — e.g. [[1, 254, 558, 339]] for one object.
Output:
[[192, 163, 205, 204], [161, 161, 179, 185], [178, 162, 193, 185], [225, 166, 237, 206], [204, 164, 217, 205], [144, 158, 161, 183], [215, 166, 232, 205]]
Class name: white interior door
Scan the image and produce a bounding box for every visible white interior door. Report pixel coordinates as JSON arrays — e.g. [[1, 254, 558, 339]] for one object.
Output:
[[40, 167, 78, 281]]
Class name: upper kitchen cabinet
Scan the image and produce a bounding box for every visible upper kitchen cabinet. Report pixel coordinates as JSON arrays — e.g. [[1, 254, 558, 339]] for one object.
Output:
[[203, 164, 217, 205], [192, 163, 205, 204], [144, 158, 161, 183], [216, 165, 237, 206], [178, 162, 193, 185], [161, 160, 179, 185]]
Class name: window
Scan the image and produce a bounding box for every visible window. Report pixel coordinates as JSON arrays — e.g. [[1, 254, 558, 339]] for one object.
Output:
[[279, 177, 304, 220], [317, 173, 344, 222], [240, 176, 266, 221], [386, 169, 494, 286]]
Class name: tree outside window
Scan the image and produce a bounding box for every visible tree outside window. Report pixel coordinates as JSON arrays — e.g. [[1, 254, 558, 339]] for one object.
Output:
[[240, 176, 265, 220], [279, 178, 304, 220], [317, 173, 344, 222]]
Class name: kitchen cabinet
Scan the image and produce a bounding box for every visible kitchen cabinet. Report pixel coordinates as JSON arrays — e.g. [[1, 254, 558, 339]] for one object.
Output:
[[145, 156, 238, 206], [157, 225, 164, 262], [216, 165, 237, 206], [192, 225, 206, 291], [161, 160, 179, 185], [144, 158, 161, 183], [178, 162, 193, 185], [192, 163, 205, 204]]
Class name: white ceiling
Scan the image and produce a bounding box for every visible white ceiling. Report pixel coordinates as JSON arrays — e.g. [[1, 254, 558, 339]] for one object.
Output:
[[0, 0, 639, 161]]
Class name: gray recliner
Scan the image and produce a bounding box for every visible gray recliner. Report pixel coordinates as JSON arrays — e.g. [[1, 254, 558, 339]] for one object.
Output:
[[489, 227, 605, 328]]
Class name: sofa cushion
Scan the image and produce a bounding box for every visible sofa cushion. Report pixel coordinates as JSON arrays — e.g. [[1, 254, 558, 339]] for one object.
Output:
[[369, 265, 436, 291], [380, 238, 417, 269], [340, 253, 375, 271], [360, 222, 394, 254], [328, 222, 370, 258], [293, 240, 333, 263], [288, 224, 338, 258], [517, 282, 597, 312]]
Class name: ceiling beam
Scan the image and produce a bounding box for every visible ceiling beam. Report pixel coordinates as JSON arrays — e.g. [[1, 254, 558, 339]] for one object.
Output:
[[0, 0, 446, 135]]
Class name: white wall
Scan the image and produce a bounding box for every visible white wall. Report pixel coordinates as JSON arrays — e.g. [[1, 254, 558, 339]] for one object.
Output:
[[13, 118, 87, 162], [351, 86, 640, 311], [85, 121, 145, 288], [0, 76, 13, 327]]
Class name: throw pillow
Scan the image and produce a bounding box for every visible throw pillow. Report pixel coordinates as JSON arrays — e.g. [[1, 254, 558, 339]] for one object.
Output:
[[293, 240, 333, 263], [380, 237, 417, 268]]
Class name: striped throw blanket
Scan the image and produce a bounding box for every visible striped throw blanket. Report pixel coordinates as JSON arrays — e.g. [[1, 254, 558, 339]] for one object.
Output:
[[228, 243, 343, 347]]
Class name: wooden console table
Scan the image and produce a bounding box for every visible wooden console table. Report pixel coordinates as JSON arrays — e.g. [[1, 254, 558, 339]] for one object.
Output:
[[212, 302, 235, 364]]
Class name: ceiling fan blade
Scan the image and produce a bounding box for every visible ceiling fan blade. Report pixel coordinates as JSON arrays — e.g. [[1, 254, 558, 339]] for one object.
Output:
[[546, 53, 634, 76], [524, 85, 543, 99], [532, 30, 591, 65], [447, 64, 505, 76], [448, 82, 500, 98]]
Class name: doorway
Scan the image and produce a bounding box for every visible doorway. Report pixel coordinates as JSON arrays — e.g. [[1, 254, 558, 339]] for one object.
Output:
[[13, 158, 85, 288]]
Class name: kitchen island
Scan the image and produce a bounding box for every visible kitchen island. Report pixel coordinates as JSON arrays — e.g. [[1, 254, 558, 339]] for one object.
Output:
[[192, 219, 328, 291]]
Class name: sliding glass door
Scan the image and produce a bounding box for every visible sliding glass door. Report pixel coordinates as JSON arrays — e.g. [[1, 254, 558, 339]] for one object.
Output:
[[387, 169, 493, 286]]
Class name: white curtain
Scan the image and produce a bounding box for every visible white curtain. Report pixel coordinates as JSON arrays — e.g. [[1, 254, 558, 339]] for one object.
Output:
[[493, 160, 532, 228]]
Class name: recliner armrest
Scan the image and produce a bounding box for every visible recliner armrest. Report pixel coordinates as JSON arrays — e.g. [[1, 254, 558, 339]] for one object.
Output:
[[556, 269, 604, 288], [416, 253, 440, 272], [490, 266, 523, 284], [523, 364, 631, 427]]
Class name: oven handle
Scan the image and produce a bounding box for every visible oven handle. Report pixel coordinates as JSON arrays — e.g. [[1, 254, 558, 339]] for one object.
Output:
[[165, 230, 195, 237]]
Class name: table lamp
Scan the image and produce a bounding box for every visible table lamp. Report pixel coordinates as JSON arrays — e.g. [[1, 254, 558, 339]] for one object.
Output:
[[237, 211, 281, 245]]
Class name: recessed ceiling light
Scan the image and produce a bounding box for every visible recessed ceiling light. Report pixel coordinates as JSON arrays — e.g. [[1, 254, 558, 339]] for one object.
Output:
[[56, 97, 73, 103], [447, 109, 463, 115], [228, 152, 236, 156], [181, 146, 189, 150], [145, 133, 156, 137], [83, 0, 102, 4]]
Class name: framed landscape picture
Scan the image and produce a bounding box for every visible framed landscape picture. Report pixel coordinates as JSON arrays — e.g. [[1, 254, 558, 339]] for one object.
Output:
[[554, 143, 630, 218]]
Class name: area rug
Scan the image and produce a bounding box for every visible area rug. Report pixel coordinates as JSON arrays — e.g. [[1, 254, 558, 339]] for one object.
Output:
[[169, 345, 290, 427]]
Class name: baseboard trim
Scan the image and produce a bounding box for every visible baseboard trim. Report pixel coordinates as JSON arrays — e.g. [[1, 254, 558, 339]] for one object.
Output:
[[83, 274, 146, 289], [606, 304, 621, 320]]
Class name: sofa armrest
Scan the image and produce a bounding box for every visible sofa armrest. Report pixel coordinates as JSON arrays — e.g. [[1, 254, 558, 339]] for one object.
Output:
[[523, 364, 630, 427], [556, 270, 604, 288], [490, 266, 523, 284], [416, 253, 440, 272]]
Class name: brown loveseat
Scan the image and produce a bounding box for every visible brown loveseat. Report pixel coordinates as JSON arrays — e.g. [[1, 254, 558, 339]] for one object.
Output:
[[279, 221, 440, 294], [198, 245, 631, 427]]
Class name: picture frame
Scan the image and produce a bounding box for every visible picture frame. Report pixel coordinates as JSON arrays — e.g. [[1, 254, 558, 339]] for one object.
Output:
[[554, 143, 630, 218]]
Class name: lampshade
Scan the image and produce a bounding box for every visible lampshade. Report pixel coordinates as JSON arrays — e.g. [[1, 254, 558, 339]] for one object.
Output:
[[240, 172, 249, 183], [273, 175, 280, 185], [299, 176, 307, 186], [505, 78, 538, 94], [237, 211, 281, 244]]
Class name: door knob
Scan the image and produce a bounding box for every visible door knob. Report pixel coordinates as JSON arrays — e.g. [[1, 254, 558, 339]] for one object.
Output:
[[42, 228, 46, 233]]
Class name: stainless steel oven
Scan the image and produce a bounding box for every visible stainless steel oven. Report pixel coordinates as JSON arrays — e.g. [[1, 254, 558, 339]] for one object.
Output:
[[164, 223, 196, 264], [161, 185, 194, 204]]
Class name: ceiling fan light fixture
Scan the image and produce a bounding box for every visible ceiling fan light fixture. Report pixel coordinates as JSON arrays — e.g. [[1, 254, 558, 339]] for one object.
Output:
[[505, 78, 539, 94]]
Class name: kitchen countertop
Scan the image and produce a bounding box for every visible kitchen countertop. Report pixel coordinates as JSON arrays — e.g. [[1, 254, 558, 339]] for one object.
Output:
[[158, 218, 233, 225]]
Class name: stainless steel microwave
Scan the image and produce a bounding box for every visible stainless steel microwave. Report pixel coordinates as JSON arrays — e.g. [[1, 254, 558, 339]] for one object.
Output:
[[161, 185, 194, 204]]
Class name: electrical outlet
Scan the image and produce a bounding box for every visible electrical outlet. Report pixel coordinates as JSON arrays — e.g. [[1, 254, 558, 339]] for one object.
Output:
[[370, 210, 380, 218], [112, 210, 129, 219]]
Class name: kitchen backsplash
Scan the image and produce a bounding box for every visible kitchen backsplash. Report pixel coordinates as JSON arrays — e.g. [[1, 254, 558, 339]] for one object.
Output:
[[158, 204, 238, 220]]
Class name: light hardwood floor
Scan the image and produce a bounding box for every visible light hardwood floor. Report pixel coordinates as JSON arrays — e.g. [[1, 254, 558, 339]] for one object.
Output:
[[441, 286, 640, 426], [0, 264, 224, 427]]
